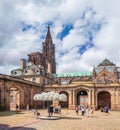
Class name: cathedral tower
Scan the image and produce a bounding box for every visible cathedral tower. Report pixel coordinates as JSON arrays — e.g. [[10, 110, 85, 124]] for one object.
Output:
[[42, 26, 56, 74]]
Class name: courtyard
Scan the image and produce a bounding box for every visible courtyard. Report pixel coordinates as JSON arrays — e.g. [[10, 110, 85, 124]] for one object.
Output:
[[0, 109, 120, 130]]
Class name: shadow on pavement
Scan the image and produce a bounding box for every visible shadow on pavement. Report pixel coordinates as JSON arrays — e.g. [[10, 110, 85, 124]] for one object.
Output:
[[0, 111, 25, 117], [0, 124, 36, 130], [61, 116, 82, 120]]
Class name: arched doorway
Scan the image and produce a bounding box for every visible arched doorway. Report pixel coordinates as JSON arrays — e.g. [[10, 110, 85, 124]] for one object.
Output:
[[24, 89, 31, 109], [97, 91, 111, 109], [77, 90, 88, 106], [10, 87, 20, 110], [59, 91, 68, 108]]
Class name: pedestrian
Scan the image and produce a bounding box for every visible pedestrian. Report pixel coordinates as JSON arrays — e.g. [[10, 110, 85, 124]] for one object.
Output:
[[89, 107, 94, 116], [16, 104, 19, 112], [85, 106, 89, 116], [32, 109, 36, 115], [50, 105, 53, 116], [104, 105, 109, 115], [66, 108, 68, 114], [100, 107, 104, 112], [81, 106, 85, 116], [27, 104, 29, 111], [58, 105, 61, 114], [36, 110, 40, 116], [75, 106, 79, 115], [47, 105, 51, 117]]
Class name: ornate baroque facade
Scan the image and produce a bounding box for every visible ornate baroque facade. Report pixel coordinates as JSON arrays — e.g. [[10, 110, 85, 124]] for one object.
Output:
[[46, 59, 120, 110]]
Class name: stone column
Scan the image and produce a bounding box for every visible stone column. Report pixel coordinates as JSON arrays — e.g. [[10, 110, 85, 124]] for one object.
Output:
[[72, 90, 74, 105], [72, 90, 76, 109], [116, 90, 119, 105], [69, 90, 73, 105], [88, 90, 92, 106], [111, 91, 115, 110], [95, 93, 98, 109], [118, 90, 120, 109], [92, 90, 95, 106]]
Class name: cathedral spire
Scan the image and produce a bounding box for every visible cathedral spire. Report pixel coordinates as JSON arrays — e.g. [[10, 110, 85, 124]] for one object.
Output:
[[45, 25, 52, 43]]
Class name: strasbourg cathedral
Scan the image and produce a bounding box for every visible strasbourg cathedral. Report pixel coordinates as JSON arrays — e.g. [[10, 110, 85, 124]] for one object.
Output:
[[0, 26, 120, 111]]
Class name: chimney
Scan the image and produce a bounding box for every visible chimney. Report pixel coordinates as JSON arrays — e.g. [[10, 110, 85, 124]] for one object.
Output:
[[20, 59, 26, 69]]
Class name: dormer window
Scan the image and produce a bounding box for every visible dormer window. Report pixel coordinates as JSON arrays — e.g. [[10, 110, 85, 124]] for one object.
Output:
[[32, 77, 36, 83]]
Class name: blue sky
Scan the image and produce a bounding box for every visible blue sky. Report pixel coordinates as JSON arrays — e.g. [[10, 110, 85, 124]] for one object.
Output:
[[0, 0, 120, 74]]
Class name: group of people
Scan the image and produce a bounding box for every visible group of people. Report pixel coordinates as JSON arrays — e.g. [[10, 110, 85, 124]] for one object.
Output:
[[16, 103, 109, 117], [47, 105, 61, 117], [75, 105, 94, 116], [100, 105, 109, 115], [75, 105, 109, 116]]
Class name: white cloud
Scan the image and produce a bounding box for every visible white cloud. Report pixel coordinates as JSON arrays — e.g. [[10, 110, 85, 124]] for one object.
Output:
[[0, 0, 120, 74]]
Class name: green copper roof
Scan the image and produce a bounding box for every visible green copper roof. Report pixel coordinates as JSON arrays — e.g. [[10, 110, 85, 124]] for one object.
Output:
[[53, 72, 92, 77]]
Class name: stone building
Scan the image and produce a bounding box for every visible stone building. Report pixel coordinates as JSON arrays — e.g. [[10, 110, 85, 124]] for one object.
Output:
[[0, 26, 56, 111], [0, 74, 42, 110], [45, 59, 120, 110], [1, 26, 120, 111], [11, 26, 56, 85]]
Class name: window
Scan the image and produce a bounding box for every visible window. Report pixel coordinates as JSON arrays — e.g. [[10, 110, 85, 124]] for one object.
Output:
[[32, 77, 36, 83]]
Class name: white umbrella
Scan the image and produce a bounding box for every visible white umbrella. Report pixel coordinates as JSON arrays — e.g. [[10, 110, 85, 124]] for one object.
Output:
[[53, 93, 59, 101], [33, 94, 40, 100], [33, 92, 67, 102], [59, 94, 67, 101]]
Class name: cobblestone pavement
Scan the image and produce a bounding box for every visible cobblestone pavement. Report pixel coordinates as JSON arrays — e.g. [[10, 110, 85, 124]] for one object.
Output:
[[0, 109, 120, 130]]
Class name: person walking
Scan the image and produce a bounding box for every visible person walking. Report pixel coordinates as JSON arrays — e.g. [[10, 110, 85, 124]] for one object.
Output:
[[104, 105, 109, 115], [50, 105, 53, 116], [16, 104, 19, 112], [81, 106, 85, 116], [47, 105, 51, 117], [75, 106, 79, 115]]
